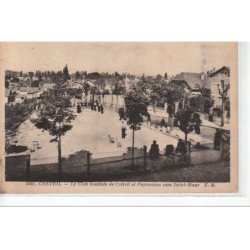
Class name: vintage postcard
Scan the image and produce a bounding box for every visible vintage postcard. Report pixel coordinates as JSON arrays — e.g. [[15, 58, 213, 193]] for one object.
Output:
[[0, 42, 238, 194]]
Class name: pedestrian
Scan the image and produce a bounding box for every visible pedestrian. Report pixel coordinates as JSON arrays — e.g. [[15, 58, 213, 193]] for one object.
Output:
[[161, 118, 166, 128], [77, 103, 81, 113], [147, 114, 151, 126], [175, 139, 187, 155], [209, 109, 214, 122], [100, 104, 104, 114], [149, 140, 160, 159], [121, 122, 127, 139], [214, 129, 221, 150]]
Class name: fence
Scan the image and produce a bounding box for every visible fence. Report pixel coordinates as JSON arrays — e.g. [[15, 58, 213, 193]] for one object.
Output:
[[5, 136, 227, 182], [5, 147, 148, 181]]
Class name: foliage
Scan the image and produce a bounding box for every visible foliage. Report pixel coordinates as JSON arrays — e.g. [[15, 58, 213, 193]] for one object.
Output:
[[5, 99, 37, 131], [189, 94, 214, 114], [31, 80, 40, 88], [124, 89, 149, 131], [175, 106, 202, 143], [31, 86, 76, 143], [65, 88, 82, 98], [118, 107, 126, 120], [63, 65, 70, 81], [113, 82, 126, 96], [5, 80, 10, 88], [83, 82, 91, 97]]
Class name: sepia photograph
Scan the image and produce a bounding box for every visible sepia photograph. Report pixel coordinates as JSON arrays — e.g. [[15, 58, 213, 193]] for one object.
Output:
[[0, 42, 238, 193]]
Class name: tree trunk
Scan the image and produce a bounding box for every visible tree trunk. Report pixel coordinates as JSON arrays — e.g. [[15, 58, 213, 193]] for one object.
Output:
[[58, 135, 62, 179], [111, 94, 113, 107], [132, 129, 135, 167], [221, 98, 225, 127], [185, 132, 188, 145], [116, 95, 119, 109], [169, 116, 173, 131]]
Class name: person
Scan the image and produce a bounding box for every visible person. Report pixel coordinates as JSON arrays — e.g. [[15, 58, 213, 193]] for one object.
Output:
[[173, 118, 178, 127], [149, 140, 160, 159], [121, 122, 127, 139], [161, 118, 166, 128], [175, 139, 187, 155], [90, 101, 94, 110], [77, 103, 81, 113], [214, 129, 221, 150], [147, 114, 151, 126], [100, 104, 104, 114], [209, 109, 214, 122]]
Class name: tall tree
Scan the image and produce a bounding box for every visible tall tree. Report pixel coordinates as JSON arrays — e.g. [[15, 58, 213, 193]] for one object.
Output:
[[217, 80, 230, 127], [83, 82, 91, 103], [124, 89, 148, 167], [63, 65, 70, 81], [31, 85, 76, 178], [175, 106, 202, 144], [192, 82, 214, 114]]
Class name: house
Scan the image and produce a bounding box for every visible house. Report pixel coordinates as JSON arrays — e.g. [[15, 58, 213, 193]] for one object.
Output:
[[208, 66, 230, 106], [15, 86, 43, 102], [170, 66, 230, 113], [42, 83, 56, 91], [171, 72, 210, 95], [27, 87, 42, 99], [68, 82, 82, 89], [5, 88, 10, 104]]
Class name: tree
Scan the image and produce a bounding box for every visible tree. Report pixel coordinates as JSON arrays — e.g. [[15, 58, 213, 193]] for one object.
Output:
[[124, 90, 149, 167], [217, 80, 230, 127], [5, 80, 9, 89], [83, 82, 91, 103], [192, 82, 214, 114], [113, 81, 126, 107], [90, 86, 99, 102], [31, 80, 40, 88], [31, 85, 76, 178], [63, 65, 70, 81], [175, 106, 202, 145], [189, 94, 214, 114], [75, 71, 81, 79]]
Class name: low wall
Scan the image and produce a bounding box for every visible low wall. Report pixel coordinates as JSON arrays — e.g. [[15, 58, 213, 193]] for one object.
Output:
[[5, 147, 146, 181], [5, 153, 30, 181]]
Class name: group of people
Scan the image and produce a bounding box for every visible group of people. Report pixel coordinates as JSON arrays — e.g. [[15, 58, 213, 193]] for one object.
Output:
[[149, 128, 222, 159], [90, 101, 104, 114], [149, 139, 187, 159]]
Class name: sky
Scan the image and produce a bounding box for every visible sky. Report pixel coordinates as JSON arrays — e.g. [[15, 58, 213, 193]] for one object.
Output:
[[0, 42, 236, 76]]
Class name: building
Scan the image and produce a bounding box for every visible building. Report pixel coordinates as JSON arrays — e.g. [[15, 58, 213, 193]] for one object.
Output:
[[42, 82, 56, 91], [171, 72, 210, 95], [171, 66, 230, 109], [15, 86, 43, 103], [27, 87, 42, 99], [207, 66, 230, 107]]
